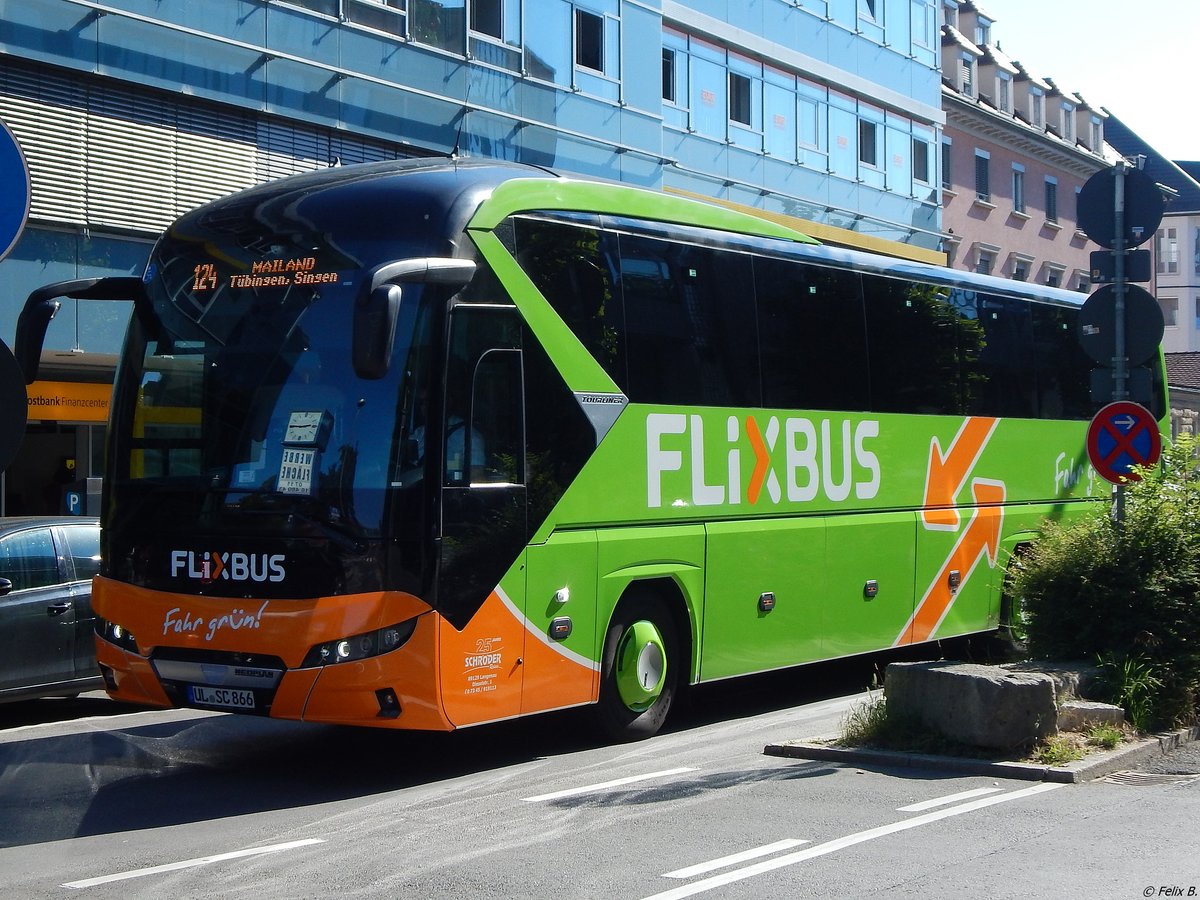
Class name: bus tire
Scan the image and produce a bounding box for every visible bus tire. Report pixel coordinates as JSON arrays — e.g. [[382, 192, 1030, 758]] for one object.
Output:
[[996, 545, 1032, 657], [595, 591, 679, 742]]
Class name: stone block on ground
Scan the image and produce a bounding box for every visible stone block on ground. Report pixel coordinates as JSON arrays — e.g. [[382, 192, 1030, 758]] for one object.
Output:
[[1002, 660, 1101, 702], [1056, 700, 1125, 732], [884, 660, 1057, 750]]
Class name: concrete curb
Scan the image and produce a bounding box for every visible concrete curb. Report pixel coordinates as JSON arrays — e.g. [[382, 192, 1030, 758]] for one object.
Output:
[[764, 726, 1200, 784]]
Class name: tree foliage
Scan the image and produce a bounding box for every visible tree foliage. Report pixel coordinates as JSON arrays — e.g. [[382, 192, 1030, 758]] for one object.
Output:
[[1009, 434, 1200, 729]]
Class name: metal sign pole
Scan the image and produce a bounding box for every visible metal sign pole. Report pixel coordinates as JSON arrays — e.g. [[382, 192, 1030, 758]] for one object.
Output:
[[1112, 160, 1128, 527]]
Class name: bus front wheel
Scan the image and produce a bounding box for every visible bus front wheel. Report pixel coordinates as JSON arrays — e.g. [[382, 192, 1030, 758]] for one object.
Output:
[[595, 592, 679, 742]]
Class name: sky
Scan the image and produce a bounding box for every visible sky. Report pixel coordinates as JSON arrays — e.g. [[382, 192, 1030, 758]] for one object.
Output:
[[970, 0, 1200, 161]]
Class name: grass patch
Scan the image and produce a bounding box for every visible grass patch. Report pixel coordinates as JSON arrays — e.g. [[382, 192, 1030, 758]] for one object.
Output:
[[1030, 735, 1085, 766], [1085, 723, 1125, 750], [835, 693, 997, 760]]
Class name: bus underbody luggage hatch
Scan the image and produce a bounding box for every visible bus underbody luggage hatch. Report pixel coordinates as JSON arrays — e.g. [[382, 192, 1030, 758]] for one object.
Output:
[[15, 276, 148, 383]]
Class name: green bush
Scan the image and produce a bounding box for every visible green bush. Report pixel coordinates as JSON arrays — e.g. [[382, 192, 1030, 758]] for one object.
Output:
[[1009, 434, 1200, 730]]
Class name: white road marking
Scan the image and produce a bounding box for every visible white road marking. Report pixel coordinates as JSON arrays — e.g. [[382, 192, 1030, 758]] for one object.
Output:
[[664, 839, 809, 879], [897, 787, 1003, 812], [61, 839, 325, 889], [642, 782, 1065, 900], [521, 767, 698, 802]]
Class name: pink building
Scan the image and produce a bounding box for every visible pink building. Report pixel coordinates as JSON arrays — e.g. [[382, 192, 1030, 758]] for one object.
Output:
[[939, 2, 1111, 291]]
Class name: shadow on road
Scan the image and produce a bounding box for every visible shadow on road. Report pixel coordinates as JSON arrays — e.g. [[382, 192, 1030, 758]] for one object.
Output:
[[0, 639, 974, 849]]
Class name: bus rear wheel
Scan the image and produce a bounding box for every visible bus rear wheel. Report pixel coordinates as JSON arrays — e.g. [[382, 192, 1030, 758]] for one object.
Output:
[[595, 592, 679, 742]]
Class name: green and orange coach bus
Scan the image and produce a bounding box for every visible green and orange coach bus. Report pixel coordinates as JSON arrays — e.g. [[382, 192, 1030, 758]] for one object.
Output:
[[16, 159, 1167, 740]]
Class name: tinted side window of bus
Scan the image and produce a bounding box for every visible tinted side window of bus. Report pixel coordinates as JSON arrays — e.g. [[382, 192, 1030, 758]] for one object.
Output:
[[862, 274, 963, 415], [753, 258, 869, 411], [510, 217, 627, 391], [1031, 305, 1093, 420], [957, 290, 1038, 419], [617, 235, 760, 406]]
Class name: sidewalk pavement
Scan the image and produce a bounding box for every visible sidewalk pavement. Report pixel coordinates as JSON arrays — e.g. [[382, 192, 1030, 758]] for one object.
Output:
[[764, 726, 1200, 784]]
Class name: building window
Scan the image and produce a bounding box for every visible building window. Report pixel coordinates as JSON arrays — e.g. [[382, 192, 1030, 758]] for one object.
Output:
[[1157, 228, 1179, 274], [1012, 164, 1025, 213], [974, 17, 992, 45], [1045, 178, 1058, 223], [997, 74, 1011, 113], [974, 150, 990, 201], [1046, 270, 1060, 288], [1030, 90, 1045, 129], [860, 0, 878, 19], [1013, 260, 1028, 281], [859, 119, 878, 167], [960, 56, 974, 97], [662, 48, 676, 102], [411, 0, 465, 53], [798, 93, 822, 149], [1062, 103, 1075, 142], [976, 250, 994, 275], [1160, 297, 1179, 327], [1090, 117, 1103, 150], [941, 138, 952, 189], [471, 0, 503, 39], [943, 0, 958, 28], [575, 9, 603, 73], [729, 72, 752, 126], [913, 138, 930, 184]]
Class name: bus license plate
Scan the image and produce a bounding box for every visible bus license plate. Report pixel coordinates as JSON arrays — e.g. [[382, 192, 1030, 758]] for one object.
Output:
[[188, 685, 256, 709]]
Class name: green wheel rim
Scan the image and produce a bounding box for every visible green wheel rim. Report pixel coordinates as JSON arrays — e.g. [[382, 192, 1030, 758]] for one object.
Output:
[[615, 619, 667, 712]]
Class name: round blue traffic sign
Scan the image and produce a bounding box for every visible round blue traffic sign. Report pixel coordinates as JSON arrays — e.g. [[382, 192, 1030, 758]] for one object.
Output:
[[1086, 401, 1162, 484], [0, 118, 30, 264]]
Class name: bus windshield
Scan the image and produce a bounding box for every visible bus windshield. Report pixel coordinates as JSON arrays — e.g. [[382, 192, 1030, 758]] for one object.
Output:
[[112, 228, 433, 542]]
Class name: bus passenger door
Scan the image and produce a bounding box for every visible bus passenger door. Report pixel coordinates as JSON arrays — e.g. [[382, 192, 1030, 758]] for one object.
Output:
[[438, 304, 528, 726]]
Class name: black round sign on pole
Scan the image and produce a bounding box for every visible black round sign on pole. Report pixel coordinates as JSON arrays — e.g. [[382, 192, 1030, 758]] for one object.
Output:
[[1077, 166, 1164, 249], [1078, 283, 1165, 367], [0, 337, 27, 472]]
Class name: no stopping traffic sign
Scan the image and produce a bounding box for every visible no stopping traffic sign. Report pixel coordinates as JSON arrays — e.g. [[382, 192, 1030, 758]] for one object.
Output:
[[1086, 401, 1162, 484]]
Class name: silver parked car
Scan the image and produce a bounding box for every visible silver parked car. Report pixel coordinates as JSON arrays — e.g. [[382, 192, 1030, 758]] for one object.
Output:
[[0, 517, 102, 702]]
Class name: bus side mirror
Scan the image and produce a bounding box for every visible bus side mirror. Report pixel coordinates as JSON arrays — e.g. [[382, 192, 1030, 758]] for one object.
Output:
[[353, 257, 477, 379], [15, 276, 147, 384], [353, 284, 402, 380], [14, 296, 60, 384]]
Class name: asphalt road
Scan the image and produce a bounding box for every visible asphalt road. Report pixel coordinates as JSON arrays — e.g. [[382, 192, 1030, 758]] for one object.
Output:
[[1, 651, 1197, 900]]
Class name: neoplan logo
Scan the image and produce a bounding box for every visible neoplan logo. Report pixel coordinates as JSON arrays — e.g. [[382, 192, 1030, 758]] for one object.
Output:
[[170, 550, 286, 584]]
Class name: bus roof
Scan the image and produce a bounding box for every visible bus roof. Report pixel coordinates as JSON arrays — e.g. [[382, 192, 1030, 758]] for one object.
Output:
[[169, 156, 817, 255]]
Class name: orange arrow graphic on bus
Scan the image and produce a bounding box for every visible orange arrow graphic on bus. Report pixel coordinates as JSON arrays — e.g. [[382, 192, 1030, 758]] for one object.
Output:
[[922, 417, 999, 530], [746, 415, 771, 505], [899, 479, 1006, 646]]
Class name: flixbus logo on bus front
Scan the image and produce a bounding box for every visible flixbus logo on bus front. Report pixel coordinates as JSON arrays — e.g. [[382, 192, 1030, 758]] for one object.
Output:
[[646, 413, 881, 509], [170, 550, 286, 584]]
